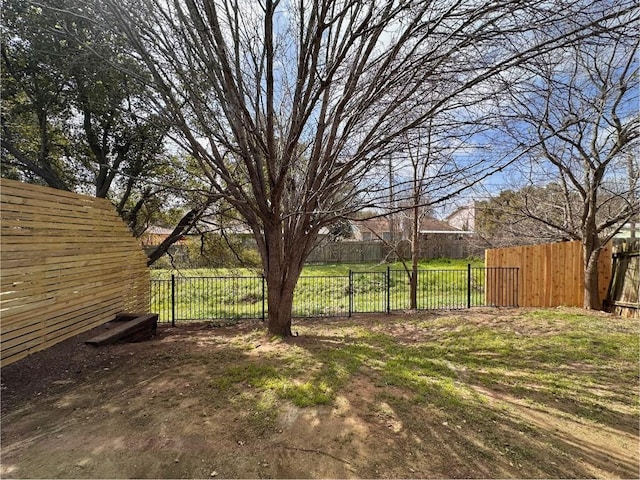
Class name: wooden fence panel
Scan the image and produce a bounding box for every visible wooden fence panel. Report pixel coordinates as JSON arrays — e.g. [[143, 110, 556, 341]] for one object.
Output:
[[606, 252, 639, 318], [0, 179, 150, 366], [306, 241, 386, 263], [306, 236, 478, 264], [485, 240, 611, 308]]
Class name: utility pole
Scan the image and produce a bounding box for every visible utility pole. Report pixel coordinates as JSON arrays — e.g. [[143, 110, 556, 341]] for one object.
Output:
[[388, 153, 396, 243], [627, 152, 637, 241]]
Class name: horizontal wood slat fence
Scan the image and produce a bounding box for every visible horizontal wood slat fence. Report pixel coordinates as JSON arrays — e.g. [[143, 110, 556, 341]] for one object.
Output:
[[1, 179, 150, 365], [485, 240, 611, 308]]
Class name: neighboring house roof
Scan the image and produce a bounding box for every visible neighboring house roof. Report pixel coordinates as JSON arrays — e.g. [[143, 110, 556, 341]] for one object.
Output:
[[355, 217, 390, 235], [145, 226, 175, 235], [418, 218, 463, 233], [354, 216, 464, 235], [141, 226, 187, 247]]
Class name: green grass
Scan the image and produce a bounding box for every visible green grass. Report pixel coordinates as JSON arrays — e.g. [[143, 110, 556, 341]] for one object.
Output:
[[205, 325, 376, 408], [199, 309, 638, 434]]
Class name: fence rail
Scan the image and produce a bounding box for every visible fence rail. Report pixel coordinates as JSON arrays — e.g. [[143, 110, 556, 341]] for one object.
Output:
[[151, 266, 518, 324]]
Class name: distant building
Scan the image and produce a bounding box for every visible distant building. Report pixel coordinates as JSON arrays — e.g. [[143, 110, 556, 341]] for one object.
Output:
[[613, 222, 639, 253], [351, 216, 469, 242], [140, 226, 187, 247], [446, 202, 476, 232], [614, 222, 639, 239]]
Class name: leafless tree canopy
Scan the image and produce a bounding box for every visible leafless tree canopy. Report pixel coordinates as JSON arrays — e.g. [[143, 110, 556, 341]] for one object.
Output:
[[485, 20, 639, 308], [100, 0, 636, 332], [502, 32, 639, 235]]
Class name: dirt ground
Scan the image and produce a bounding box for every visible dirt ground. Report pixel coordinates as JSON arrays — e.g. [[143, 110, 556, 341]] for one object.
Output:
[[1, 309, 638, 479]]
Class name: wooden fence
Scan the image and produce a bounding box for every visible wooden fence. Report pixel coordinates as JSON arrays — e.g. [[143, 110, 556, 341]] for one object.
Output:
[[606, 252, 639, 318], [1, 179, 150, 365], [306, 235, 479, 264], [306, 241, 386, 263], [485, 240, 612, 308]]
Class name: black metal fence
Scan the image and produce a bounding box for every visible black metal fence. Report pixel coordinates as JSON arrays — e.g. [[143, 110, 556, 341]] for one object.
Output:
[[150, 266, 519, 324]]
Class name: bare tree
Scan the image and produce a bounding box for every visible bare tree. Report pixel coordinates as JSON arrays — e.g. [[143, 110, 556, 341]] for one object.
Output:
[[499, 27, 639, 309], [387, 119, 488, 309], [101, 0, 635, 334]]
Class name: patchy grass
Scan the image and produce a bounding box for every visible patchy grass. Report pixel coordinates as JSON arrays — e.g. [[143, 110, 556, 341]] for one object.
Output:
[[1, 308, 637, 479]]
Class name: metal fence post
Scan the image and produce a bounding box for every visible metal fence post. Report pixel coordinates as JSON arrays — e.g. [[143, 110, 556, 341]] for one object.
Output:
[[171, 274, 176, 327], [348, 270, 353, 317], [387, 266, 391, 313], [467, 264, 472, 309], [261, 274, 266, 321]]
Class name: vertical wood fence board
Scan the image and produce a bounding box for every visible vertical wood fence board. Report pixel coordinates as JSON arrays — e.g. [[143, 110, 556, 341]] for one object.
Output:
[[598, 242, 613, 302], [0, 178, 150, 366], [606, 253, 639, 318], [485, 240, 611, 309]]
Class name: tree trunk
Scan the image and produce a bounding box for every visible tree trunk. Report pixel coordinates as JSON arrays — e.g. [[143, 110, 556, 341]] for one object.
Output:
[[260, 226, 310, 337], [583, 239, 603, 310], [409, 269, 418, 310], [265, 268, 296, 336]]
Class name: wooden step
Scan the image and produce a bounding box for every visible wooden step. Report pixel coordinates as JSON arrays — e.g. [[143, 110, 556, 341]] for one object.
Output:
[[85, 313, 158, 346]]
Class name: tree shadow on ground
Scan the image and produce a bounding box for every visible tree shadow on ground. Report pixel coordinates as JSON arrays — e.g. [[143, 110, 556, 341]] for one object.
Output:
[[290, 323, 638, 478], [1, 316, 638, 479]]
